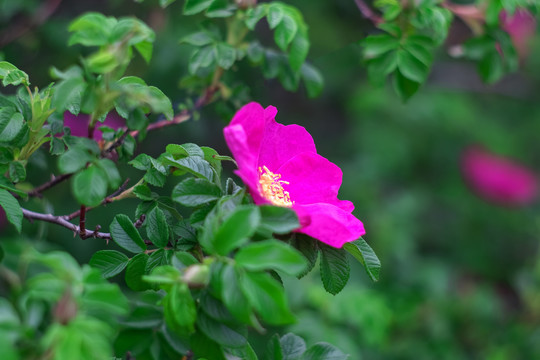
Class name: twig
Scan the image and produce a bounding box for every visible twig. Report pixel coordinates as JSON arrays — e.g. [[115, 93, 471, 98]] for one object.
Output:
[[27, 173, 72, 198], [354, 0, 383, 25], [64, 179, 131, 221], [22, 208, 111, 240], [0, 0, 63, 47], [103, 84, 216, 154]]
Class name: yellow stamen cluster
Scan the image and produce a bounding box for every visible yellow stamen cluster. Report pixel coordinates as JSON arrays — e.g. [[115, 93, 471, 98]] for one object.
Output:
[[258, 165, 293, 207]]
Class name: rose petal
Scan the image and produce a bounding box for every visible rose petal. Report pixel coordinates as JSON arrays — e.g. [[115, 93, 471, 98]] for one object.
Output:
[[277, 151, 353, 211], [224, 124, 259, 178], [234, 168, 268, 205], [294, 203, 366, 248], [257, 119, 316, 172], [228, 102, 267, 158]]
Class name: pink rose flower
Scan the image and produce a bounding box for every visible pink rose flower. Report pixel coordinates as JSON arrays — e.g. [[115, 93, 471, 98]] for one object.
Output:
[[500, 9, 536, 59], [461, 146, 538, 206], [224, 102, 366, 248], [63, 111, 125, 140]]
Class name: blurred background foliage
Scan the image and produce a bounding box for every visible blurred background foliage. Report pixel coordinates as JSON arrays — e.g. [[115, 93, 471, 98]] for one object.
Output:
[[2, 0, 540, 358]]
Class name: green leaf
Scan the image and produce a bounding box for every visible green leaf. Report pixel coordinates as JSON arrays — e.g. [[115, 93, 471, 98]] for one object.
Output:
[[206, 0, 235, 17], [300, 63, 323, 98], [143, 264, 181, 285], [223, 344, 259, 360], [201, 146, 224, 181], [135, 41, 153, 63], [95, 158, 121, 188], [0, 189, 22, 232], [164, 283, 197, 335], [0, 110, 27, 145], [173, 251, 199, 269], [110, 214, 147, 253], [133, 184, 154, 201], [190, 332, 226, 360], [213, 206, 261, 255], [50, 137, 66, 155], [302, 343, 348, 360], [397, 49, 429, 83], [81, 278, 129, 316], [166, 143, 205, 158], [89, 250, 130, 278], [245, 5, 267, 30], [147, 207, 170, 248], [291, 234, 319, 279], [362, 35, 399, 59], [87, 50, 118, 73], [289, 33, 309, 72], [125, 253, 151, 291], [478, 51, 504, 84], [72, 165, 108, 206], [259, 205, 299, 234], [268, 4, 284, 29], [220, 264, 253, 324], [197, 311, 247, 348], [235, 239, 307, 276], [68, 12, 115, 46], [0, 61, 30, 86], [216, 43, 236, 69], [319, 244, 350, 295], [280, 333, 306, 360], [147, 86, 174, 120], [8, 161, 25, 183], [266, 334, 283, 360], [274, 13, 298, 51], [183, 0, 214, 15], [58, 148, 93, 174], [366, 50, 398, 85], [188, 45, 217, 75], [172, 177, 221, 207], [163, 154, 214, 181], [181, 31, 216, 46], [240, 271, 295, 325], [393, 70, 420, 101], [343, 237, 381, 281]]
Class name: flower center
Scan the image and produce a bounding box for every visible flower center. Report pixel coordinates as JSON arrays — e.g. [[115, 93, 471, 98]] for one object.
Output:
[[258, 165, 293, 207]]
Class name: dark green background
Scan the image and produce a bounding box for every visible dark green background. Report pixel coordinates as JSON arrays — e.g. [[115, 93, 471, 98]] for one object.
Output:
[[2, 0, 540, 358]]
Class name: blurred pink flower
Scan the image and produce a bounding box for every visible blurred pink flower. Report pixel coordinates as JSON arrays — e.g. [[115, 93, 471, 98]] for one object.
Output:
[[461, 146, 538, 206], [224, 102, 366, 248], [63, 111, 125, 140], [500, 9, 536, 59]]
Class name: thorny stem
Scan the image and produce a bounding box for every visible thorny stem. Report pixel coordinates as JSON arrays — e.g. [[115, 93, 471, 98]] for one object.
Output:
[[0, 0, 63, 47], [354, 0, 383, 25], [79, 205, 87, 238], [26, 173, 73, 198], [22, 208, 112, 239]]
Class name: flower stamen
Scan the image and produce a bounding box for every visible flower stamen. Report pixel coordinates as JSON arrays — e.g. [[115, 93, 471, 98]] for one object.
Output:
[[258, 165, 293, 207]]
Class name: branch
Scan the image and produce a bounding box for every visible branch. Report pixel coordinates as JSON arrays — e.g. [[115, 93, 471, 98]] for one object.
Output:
[[354, 0, 383, 25], [64, 178, 131, 221], [27, 173, 72, 198], [22, 208, 111, 240], [0, 0, 63, 47], [104, 83, 217, 154]]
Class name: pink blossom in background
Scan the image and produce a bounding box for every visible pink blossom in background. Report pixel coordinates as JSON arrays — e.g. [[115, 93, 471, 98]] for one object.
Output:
[[63, 111, 125, 140], [461, 146, 538, 206], [500, 9, 536, 59], [224, 102, 366, 248]]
